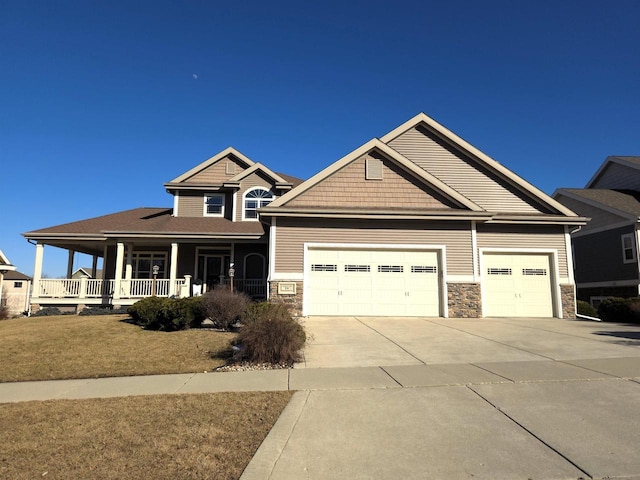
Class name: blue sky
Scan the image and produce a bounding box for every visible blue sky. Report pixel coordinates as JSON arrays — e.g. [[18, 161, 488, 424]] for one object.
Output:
[[2, 0, 639, 277]]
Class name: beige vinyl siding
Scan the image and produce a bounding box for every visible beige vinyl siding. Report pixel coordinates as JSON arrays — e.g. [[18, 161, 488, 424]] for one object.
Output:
[[185, 155, 247, 183], [275, 218, 473, 276], [177, 192, 232, 218], [554, 193, 629, 232], [388, 126, 549, 214], [476, 224, 568, 278], [591, 162, 640, 189], [236, 172, 277, 222], [287, 154, 456, 210]]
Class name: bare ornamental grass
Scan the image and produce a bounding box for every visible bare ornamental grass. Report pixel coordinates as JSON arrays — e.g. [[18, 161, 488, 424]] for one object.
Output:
[[0, 314, 236, 382], [0, 391, 293, 479]]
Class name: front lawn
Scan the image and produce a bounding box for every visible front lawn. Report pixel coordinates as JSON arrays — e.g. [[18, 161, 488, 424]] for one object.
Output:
[[0, 314, 236, 382], [0, 391, 293, 479]]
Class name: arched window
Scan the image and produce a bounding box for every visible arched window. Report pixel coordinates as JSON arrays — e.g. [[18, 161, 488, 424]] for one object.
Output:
[[243, 188, 274, 220]]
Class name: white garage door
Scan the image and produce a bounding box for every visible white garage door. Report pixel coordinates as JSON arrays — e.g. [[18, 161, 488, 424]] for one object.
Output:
[[482, 253, 554, 317], [306, 248, 440, 316]]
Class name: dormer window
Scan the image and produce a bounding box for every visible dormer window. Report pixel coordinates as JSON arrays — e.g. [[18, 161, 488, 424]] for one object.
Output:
[[243, 188, 274, 220], [204, 194, 225, 217]]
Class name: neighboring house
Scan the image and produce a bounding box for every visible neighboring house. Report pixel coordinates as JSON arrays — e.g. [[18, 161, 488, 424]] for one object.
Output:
[[1, 270, 32, 316], [0, 250, 17, 314], [71, 267, 103, 279], [23, 114, 586, 318], [554, 156, 640, 305]]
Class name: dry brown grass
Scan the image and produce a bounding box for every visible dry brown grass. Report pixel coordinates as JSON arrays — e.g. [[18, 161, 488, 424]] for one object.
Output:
[[0, 315, 236, 382], [0, 391, 293, 479]]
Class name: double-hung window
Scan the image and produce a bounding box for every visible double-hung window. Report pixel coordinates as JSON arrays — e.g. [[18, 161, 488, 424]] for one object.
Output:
[[621, 233, 637, 264], [204, 194, 225, 217]]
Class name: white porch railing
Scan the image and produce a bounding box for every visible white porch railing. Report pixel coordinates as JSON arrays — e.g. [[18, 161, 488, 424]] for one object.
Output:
[[36, 277, 190, 301]]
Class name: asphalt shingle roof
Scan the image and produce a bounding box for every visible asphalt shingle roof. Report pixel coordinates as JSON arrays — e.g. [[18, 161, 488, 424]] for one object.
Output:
[[560, 188, 640, 217]]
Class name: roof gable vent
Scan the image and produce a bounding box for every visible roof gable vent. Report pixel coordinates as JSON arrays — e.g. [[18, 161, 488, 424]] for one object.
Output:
[[365, 157, 383, 180], [225, 161, 236, 175]]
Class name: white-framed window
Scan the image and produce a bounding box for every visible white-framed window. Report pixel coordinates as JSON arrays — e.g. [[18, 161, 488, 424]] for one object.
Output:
[[204, 194, 225, 217], [131, 252, 167, 279], [243, 188, 274, 220], [621, 233, 637, 264]]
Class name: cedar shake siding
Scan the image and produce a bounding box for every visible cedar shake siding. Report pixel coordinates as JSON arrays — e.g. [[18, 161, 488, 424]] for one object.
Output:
[[590, 162, 640, 189], [553, 193, 629, 232], [476, 224, 569, 279], [573, 225, 638, 284], [387, 126, 551, 214], [274, 218, 473, 276], [285, 153, 459, 210], [183, 154, 249, 183]]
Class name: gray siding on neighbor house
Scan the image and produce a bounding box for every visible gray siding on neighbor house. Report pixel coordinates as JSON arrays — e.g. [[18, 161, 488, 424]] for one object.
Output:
[[591, 162, 640, 189], [476, 224, 569, 278], [274, 218, 474, 276], [286, 153, 458, 210], [554, 193, 629, 232], [387, 126, 550, 214], [573, 225, 639, 284]]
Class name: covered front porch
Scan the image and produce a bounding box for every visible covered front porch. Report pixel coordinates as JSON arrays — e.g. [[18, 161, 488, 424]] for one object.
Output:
[[29, 240, 268, 312]]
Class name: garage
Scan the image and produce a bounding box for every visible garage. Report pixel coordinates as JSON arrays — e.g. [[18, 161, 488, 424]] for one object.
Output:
[[482, 252, 555, 317], [305, 247, 441, 316]]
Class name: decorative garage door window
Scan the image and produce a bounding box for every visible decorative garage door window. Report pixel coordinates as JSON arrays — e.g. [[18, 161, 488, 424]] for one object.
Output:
[[311, 264, 337, 272], [378, 265, 403, 273], [522, 268, 547, 276], [411, 266, 437, 273], [488, 268, 512, 275], [344, 264, 370, 272]]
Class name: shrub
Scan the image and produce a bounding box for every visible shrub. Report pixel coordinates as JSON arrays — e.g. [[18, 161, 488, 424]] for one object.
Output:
[[79, 306, 129, 316], [576, 300, 598, 318], [0, 305, 9, 320], [242, 301, 291, 325], [32, 307, 71, 317], [128, 296, 206, 331], [597, 297, 640, 323], [236, 302, 306, 365], [202, 286, 250, 330]]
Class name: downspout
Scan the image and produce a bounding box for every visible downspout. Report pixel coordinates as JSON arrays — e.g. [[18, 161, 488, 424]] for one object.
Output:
[[636, 220, 640, 296]]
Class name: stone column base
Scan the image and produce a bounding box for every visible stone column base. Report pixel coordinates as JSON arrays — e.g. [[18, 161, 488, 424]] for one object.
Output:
[[447, 283, 481, 318]]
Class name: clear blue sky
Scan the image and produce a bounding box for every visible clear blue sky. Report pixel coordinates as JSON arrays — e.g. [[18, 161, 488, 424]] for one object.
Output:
[[2, 0, 639, 277]]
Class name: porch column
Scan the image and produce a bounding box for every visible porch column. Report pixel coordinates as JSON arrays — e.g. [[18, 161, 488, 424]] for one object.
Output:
[[66, 250, 75, 279], [125, 244, 133, 281], [101, 245, 108, 279], [91, 255, 98, 279], [113, 242, 125, 300], [169, 242, 178, 296], [32, 243, 44, 297]]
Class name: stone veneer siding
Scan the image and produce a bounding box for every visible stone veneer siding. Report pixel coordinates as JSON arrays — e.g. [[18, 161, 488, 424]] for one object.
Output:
[[561, 284, 576, 319], [269, 281, 304, 317], [447, 283, 481, 318]]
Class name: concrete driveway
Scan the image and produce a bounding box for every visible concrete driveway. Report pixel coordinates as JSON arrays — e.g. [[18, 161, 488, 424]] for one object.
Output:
[[241, 317, 640, 480], [297, 316, 640, 368]]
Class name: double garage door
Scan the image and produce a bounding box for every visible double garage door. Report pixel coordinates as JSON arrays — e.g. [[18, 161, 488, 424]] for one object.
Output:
[[306, 248, 440, 316], [482, 253, 555, 317]]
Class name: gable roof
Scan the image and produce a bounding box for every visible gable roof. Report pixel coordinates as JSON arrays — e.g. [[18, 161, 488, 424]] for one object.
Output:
[[226, 162, 291, 188], [265, 138, 484, 215], [4, 270, 31, 281], [555, 188, 640, 220], [168, 147, 255, 184], [380, 113, 578, 218], [586, 156, 640, 188]]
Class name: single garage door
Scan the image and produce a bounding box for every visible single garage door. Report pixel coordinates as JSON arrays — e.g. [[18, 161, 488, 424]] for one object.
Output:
[[482, 253, 554, 317], [306, 248, 440, 316]]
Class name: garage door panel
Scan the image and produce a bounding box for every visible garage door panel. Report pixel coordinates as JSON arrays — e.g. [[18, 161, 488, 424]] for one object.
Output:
[[483, 253, 554, 318], [306, 248, 441, 317]]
